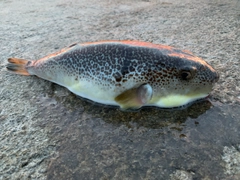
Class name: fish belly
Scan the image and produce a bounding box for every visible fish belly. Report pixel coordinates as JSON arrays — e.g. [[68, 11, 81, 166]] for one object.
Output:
[[150, 93, 208, 108], [63, 78, 118, 106]]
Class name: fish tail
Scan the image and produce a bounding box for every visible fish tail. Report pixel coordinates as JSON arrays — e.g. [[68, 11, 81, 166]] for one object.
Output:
[[6, 58, 31, 76]]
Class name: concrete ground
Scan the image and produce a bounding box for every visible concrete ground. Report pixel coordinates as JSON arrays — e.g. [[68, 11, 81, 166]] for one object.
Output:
[[0, 0, 239, 179]]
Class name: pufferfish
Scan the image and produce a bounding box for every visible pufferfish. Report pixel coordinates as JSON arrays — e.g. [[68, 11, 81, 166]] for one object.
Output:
[[6, 40, 219, 110]]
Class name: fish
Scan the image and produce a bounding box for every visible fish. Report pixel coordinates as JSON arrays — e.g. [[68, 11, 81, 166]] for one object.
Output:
[[6, 40, 219, 110]]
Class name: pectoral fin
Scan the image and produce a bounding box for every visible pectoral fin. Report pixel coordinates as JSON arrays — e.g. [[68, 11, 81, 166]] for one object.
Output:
[[114, 83, 153, 110]]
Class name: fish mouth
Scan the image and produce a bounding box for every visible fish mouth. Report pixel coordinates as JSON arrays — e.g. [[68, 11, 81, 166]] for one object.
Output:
[[214, 71, 220, 83], [209, 70, 219, 84]]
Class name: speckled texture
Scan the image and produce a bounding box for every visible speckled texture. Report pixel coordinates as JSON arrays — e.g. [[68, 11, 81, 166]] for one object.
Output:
[[170, 170, 193, 180], [0, 0, 239, 179], [7, 41, 218, 108], [222, 145, 240, 177]]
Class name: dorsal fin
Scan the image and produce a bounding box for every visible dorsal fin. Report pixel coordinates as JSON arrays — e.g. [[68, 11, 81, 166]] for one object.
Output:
[[68, 43, 78, 48]]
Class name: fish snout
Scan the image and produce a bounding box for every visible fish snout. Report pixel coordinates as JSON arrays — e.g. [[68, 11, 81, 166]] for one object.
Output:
[[202, 63, 219, 84], [215, 71, 219, 82], [211, 71, 219, 83]]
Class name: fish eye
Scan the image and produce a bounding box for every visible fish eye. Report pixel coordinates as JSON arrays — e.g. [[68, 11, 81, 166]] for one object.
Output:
[[180, 70, 192, 80], [179, 66, 196, 80]]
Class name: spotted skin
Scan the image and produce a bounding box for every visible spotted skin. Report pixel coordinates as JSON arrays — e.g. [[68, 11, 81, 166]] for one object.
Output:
[[7, 41, 219, 109]]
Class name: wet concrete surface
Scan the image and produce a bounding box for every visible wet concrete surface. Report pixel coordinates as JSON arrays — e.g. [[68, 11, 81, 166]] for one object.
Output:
[[38, 91, 240, 180], [0, 0, 240, 179]]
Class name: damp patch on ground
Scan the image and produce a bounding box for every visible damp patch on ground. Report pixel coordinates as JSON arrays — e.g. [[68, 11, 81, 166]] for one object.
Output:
[[33, 92, 240, 180]]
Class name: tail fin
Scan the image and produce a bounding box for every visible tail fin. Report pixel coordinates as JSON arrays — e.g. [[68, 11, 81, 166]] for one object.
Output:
[[6, 58, 31, 76]]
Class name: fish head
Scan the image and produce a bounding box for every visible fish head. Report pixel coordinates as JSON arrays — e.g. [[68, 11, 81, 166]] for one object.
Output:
[[178, 60, 219, 90], [151, 55, 219, 108]]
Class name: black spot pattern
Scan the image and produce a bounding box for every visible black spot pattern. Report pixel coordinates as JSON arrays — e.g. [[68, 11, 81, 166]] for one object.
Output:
[[29, 43, 219, 96]]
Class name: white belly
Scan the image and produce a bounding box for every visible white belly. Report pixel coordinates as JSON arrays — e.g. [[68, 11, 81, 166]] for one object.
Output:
[[52, 76, 208, 108], [149, 93, 208, 108], [66, 79, 119, 106]]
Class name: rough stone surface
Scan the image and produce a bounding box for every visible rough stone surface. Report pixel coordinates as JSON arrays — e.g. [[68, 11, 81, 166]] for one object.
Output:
[[170, 170, 193, 180], [222, 145, 240, 177], [0, 0, 239, 180]]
